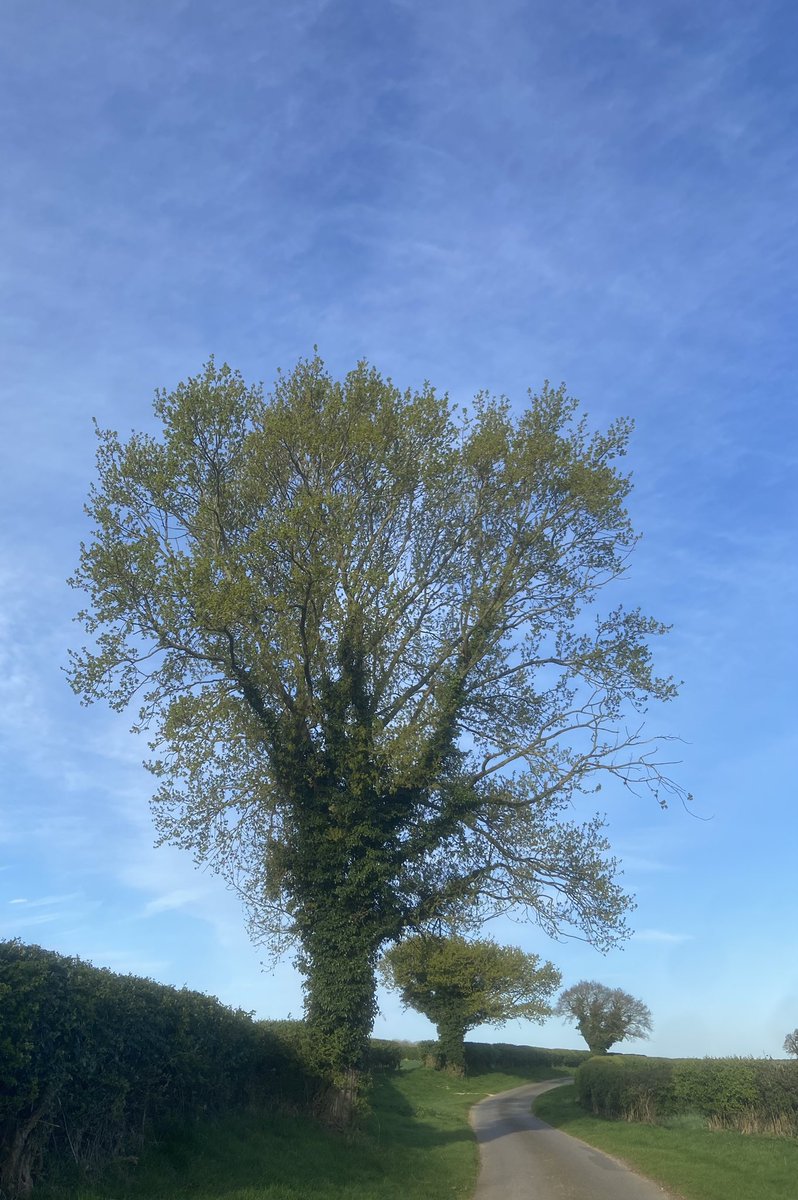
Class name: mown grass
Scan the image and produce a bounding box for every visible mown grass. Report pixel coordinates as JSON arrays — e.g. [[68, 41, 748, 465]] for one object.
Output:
[[37, 1064, 566, 1200], [535, 1083, 798, 1200]]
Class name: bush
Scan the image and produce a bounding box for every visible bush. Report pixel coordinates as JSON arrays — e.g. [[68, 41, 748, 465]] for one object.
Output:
[[749, 1058, 798, 1123], [577, 1056, 672, 1122], [0, 942, 320, 1195], [576, 1054, 798, 1136], [367, 1039, 412, 1071]]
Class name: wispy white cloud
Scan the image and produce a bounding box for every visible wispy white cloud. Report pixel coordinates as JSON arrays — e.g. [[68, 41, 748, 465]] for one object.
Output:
[[119, 845, 249, 952], [0, 892, 105, 939], [141, 889, 204, 917], [633, 929, 694, 945], [7, 893, 81, 908], [1, 910, 61, 932]]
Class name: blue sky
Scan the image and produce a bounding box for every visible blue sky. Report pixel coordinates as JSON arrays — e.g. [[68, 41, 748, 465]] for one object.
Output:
[[1, 0, 796, 1058]]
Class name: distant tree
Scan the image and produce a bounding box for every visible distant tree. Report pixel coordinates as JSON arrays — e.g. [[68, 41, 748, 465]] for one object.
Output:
[[68, 354, 685, 1116], [382, 934, 560, 1074], [784, 1029, 798, 1057], [555, 979, 652, 1054]]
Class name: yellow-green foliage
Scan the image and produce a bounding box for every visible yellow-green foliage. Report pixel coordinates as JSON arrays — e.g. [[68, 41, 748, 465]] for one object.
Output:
[[576, 1054, 798, 1134], [381, 934, 560, 1073], [68, 354, 687, 1084], [0, 942, 320, 1195]]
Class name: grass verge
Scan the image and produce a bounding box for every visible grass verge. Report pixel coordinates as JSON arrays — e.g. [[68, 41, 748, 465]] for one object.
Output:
[[36, 1065, 566, 1200], [534, 1083, 798, 1200]]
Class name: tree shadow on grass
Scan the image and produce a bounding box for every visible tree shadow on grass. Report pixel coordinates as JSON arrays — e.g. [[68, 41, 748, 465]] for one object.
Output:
[[36, 1074, 479, 1200]]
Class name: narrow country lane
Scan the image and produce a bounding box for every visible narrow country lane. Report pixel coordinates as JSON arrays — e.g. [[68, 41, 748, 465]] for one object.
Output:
[[470, 1080, 675, 1200]]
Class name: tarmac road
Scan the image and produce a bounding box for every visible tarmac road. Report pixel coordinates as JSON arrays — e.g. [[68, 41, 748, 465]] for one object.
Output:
[[470, 1079, 675, 1200]]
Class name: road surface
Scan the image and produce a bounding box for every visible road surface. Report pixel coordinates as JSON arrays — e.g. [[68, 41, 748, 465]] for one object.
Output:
[[470, 1079, 675, 1200]]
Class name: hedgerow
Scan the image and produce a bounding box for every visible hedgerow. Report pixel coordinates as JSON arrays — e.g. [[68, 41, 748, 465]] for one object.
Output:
[[0, 942, 320, 1195], [576, 1054, 798, 1135], [464, 1041, 589, 1074], [414, 1039, 588, 1073], [367, 1039, 415, 1071]]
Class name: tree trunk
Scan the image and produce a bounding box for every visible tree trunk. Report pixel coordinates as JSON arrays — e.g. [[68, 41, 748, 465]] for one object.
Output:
[[435, 1017, 467, 1076], [314, 1067, 364, 1130], [0, 1087, 56, 1197], [299, 910, 379, 1125]]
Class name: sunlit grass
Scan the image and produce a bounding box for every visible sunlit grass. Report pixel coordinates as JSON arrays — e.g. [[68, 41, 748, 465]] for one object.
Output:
[[535, 1083, 798, 1200]]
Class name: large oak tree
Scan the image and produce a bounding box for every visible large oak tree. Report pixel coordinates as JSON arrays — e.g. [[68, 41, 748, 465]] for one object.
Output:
[[68, 355, 685, 1107]]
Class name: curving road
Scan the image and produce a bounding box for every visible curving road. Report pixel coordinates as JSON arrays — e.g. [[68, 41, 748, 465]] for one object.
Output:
[[470, 1079, 675, 1200]]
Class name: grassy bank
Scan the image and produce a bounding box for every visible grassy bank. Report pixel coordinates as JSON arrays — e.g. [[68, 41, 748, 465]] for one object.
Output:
[[535, 1083, 798, 1200], [37, 1065, 564, 1200]]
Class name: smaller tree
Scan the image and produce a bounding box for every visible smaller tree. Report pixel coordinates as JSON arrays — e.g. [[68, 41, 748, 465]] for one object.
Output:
[[555, 980, 652, 1055], [784, 1029, 798, 1058], [381, 934, 560, 1074]]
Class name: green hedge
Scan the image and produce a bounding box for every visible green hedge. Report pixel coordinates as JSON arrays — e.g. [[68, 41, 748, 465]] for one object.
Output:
[[256, 1022, 407, 1075], [0, 942, 320, 1195], [367, 1039, 416, 1070], [415, 1039, 589, 1073], [576, 1055, 798, 1135], [464, 1041, 590, 1074]]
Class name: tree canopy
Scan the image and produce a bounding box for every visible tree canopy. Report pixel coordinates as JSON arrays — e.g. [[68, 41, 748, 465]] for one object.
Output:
[[381, 933, 560, 1073], [555, 979, 653, 1054], [784, 1029, 798, 1058], [68, 354, 684, 1094]]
